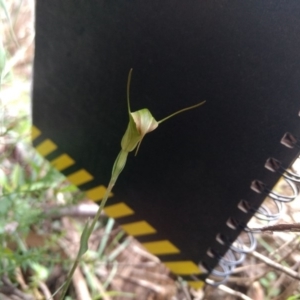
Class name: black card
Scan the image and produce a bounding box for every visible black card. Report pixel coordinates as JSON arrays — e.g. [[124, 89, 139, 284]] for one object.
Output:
[[32, 1, 300, 288]]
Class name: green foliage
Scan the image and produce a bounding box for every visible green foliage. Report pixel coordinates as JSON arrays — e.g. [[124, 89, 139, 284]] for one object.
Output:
[[0, 1, 144, 299], [259, 271, 281, 299], [287, 294, 300, 300], [0, 113, 93, 297]]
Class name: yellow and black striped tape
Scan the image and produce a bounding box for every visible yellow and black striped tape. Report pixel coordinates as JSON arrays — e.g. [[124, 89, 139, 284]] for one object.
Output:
[[32, 125, 204, 289]]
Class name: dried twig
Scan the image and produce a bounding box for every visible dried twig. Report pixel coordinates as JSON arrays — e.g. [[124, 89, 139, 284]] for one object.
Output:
[[42, 203, 105, 219], [81, 263, 112, 300], [251, 223, 300, 233], [72, 267, 92, 300], [206, 279, 252, 300], [0, 276, 34, 300], [38, 282, 53, 300], [273, 277, 300, 300], [117, 274, 168, 295], [249, 251, 300, 280], [269, 235, 299, 257]]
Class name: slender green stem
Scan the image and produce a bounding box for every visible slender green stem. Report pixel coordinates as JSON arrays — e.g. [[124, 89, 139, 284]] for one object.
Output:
[[59, 256, 80, 299], [59, 150, 128, 299], [127, 69, 133, 113], [54, 68, 205, 299]]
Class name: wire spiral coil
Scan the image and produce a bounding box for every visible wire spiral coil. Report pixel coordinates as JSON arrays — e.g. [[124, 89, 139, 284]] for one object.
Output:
[[203, 133, 300, 286]]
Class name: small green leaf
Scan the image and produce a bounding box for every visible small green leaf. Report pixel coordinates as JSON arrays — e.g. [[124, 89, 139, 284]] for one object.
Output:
[[31, 262, 49, 282], [11, 164, 26, 190], [259, 277, 269, 288]]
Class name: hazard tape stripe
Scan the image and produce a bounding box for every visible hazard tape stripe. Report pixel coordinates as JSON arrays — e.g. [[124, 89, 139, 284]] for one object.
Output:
[[187, 281, 204, 289], [86, 185, 113, 202], [104, 202, 134, 218], [51, 154, 75, 171], [121, 221, 156, 236], [164, 261, 201, 275], [67, 169, 93, 186], [32, 126, 41, 140], [35, 139, 57, 156], [31, 125, 204, 288], [142, 240, 180, 255]]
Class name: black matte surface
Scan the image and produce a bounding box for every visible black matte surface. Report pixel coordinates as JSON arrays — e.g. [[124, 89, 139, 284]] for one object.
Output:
[[33, 1, 300, 278]]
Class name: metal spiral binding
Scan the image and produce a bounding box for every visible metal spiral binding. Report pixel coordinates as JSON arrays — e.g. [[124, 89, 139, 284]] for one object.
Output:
[[203, 133, 300, 286]]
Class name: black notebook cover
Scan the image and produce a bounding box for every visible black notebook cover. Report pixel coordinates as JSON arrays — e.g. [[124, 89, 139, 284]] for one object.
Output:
[[32, 1, 300, 288]]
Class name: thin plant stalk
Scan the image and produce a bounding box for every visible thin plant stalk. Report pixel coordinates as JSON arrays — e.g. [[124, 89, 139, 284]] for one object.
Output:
[[58, 69, 205, 299]]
